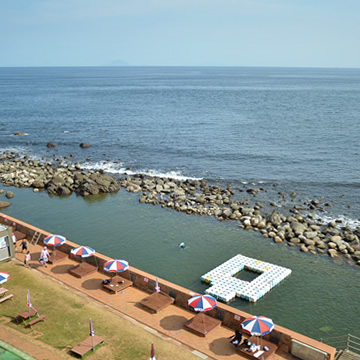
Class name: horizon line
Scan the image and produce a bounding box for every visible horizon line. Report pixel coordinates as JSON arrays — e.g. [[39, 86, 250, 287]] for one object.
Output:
[[0, 65, 359, 70]]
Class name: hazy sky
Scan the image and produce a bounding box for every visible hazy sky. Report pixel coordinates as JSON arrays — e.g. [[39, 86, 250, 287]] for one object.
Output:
[[1, 0, 359, 68]]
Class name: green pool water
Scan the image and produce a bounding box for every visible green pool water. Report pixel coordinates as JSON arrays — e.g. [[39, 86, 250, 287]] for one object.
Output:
[[2, 187, 359, 342], [0, 340, 35, 360]]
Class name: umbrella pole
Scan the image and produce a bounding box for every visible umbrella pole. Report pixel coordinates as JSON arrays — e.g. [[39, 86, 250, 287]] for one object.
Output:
[[91, 336, 95, 352], [202, 312, 206, 335]]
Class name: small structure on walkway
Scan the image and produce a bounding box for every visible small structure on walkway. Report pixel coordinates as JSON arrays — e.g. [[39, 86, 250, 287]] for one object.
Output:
[[0, 224, 14, 262], [201, 254, 292, 303]]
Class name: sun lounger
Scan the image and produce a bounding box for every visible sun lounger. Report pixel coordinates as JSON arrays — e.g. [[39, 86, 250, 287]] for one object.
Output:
[[68, 262, 97, 279], [184, 312, 221, 337], [13, 230, 27, 241], [28, 314, 46, 328], [71, 335, 104, 358], [48, 251, 68, 264], [139, 292, 174, 313], [0, 294, 14, 304]]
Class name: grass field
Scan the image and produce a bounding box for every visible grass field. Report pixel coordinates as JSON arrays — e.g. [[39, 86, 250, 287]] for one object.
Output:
[[0, 260, 197, 359]]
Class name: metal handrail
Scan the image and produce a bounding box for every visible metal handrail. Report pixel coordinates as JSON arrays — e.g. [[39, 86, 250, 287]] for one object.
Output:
[[319, 334, 360, 355]]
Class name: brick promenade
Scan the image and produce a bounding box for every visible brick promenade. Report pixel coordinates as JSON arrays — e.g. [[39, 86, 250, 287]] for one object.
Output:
[[6, 241, 295, 360]]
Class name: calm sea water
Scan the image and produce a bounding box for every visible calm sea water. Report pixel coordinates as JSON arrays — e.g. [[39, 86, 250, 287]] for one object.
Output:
[[1, 67, 360, 341]]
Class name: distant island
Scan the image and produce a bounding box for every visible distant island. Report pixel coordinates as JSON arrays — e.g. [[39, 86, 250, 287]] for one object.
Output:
[[106, 59, 130, 66]]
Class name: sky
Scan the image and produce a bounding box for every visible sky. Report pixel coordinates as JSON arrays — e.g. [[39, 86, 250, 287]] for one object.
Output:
[[0, 0, 359, 68]]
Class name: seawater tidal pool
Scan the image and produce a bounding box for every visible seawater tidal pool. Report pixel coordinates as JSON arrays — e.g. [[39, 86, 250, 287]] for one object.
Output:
[[2, 186, 359, 341]]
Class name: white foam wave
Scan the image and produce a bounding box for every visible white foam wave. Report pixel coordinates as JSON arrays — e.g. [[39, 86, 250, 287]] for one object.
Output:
[[80, 161, 202, 181], [0, 146, 28, 154], [313, 213, 360, 230]]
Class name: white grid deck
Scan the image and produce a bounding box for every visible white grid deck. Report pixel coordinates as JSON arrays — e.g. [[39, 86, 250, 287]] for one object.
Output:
[[201, 254, 291, 303]]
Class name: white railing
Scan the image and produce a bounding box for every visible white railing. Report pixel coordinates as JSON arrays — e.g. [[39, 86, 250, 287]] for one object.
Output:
[[319, 334, 360, 355]]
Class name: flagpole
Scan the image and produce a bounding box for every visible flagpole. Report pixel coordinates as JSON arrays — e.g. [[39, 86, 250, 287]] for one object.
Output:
[[90, 318, 95, 352]]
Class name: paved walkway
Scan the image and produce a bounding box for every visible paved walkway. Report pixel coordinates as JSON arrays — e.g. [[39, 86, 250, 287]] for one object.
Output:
[[12, 242, 295, 360]]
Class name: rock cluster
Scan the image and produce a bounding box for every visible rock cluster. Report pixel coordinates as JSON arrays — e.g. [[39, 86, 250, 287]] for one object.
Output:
[[0, 151, 359, 267], [0, 156, 120, 196]]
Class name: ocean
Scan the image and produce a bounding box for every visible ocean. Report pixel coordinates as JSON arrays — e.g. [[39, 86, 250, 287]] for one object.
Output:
[[0, 66, 359, 341]]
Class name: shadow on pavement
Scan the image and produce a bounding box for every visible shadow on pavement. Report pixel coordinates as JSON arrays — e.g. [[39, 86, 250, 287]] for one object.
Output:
[[160, 315, 188, 331]]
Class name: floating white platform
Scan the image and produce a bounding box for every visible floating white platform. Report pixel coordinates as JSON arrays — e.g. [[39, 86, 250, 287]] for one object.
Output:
[[201, 254, 291, 303]]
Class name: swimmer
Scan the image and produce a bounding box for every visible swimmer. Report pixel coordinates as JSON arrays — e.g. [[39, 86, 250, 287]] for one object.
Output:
[[178, 242, 185, 249]]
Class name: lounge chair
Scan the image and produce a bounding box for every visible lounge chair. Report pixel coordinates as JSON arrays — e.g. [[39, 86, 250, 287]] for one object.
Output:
[[13, 230, 27, 241], [184, 312, 221, 337], [139, 292, 174, 313], [68, 262, 97, 278], [71, 335, 104, 358], [48, 251, 68, 264]]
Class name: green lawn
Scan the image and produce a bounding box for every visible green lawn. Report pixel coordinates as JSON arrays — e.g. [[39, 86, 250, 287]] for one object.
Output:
[[0, 260, 197, 360]]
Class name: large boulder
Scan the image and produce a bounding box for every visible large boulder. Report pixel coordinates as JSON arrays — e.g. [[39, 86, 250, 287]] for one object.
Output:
[[79, 143, 91, 148], [290, 222, 307, 235], [5, 191, 14, 199], [32, 178, 46, 188], [267, 211, 283, 227], [0, 201, 11, 209]]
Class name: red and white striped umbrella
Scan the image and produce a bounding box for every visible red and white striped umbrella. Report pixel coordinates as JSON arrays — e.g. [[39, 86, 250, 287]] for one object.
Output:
[[104, 259, 129, 273], [71, 246, 95, 258], [44, 234, 67, 247], [188, 294, 217, 312]]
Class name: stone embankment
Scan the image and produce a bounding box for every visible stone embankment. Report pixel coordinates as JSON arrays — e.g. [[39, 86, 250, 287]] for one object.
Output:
[[1, 151, 359, 267], [0, 152, 120, 196]]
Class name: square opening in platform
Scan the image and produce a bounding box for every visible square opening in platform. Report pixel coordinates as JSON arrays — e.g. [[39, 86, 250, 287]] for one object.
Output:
[[235, 269, 260, 282]]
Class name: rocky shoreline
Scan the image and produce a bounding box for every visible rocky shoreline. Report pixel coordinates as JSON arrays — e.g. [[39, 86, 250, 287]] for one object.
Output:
[[1, 151, 359, 267]]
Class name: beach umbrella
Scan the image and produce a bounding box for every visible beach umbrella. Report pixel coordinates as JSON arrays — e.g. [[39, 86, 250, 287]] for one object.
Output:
[[150, 342, 156, 360], [0, 272, 10, 285], [188, 294, 217, 312], [104, 259, 129, 273], [242, 315, 274, 350], [241, 315, 274, 336], [104, 259, 129, 281], [44, 234, 66, 247], [188, 294, 217, 335], [89, 318, 95, 352], [44, 234, 66, 254], [71, 246, 95, 258]]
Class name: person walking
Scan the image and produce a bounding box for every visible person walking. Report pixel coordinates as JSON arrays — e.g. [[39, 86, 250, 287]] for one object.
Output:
[[40, 246, 50, 268], [24, 251, 31, 268], [21, 239, 28, 253]]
